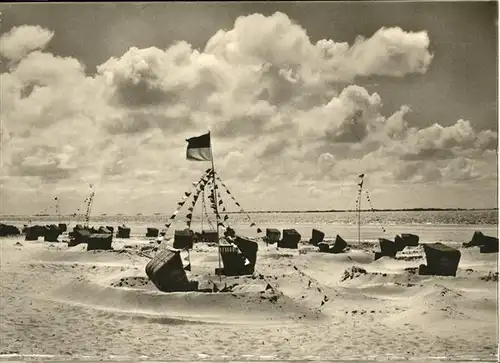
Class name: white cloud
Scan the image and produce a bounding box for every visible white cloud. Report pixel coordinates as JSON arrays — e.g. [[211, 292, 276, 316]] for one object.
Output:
[[342, 27, 433, 77], [0, 25, 54, 62]]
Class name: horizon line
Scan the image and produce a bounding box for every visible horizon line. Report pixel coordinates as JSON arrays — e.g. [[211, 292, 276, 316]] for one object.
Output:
[[0, 207, 498, 217]]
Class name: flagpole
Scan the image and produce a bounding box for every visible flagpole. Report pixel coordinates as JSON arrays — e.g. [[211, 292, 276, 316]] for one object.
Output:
[[209, 131, 222, 278], [358, 188, 361, 244], [357, 175, 364, 244]]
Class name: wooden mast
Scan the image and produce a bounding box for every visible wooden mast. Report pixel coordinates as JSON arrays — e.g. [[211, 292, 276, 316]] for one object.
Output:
[[209, 132, 222, 277]]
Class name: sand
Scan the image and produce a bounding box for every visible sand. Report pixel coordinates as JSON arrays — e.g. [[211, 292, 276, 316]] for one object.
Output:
[[0, 235, 498, 361]]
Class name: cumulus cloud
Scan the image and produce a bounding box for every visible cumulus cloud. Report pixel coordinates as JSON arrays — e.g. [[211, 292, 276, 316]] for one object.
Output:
[[0, 13, 496, 213], [206, 13, 433, 83], [0, 25, 54, 62], [386, 119, 497, 162], [441, 157, 480, 182], [343, 27, 433, 77]]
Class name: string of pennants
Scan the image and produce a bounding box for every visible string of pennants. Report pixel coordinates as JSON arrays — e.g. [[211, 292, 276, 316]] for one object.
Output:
[[206, 177, 227, 230], [365, 190, 387, 234], [213, 172, 263, 234], [72, 198, 89, 217], [71, 184, 95, 219], [163, 167, 263, 236], [185, 177, 208, 229], [165, 168, 214, 231], [36, 197, 60, 216], [29, 196, 60, 225], [201, 188, 216, 231], [353, 173, 387, 234], [216, 185, 230, 225], [355, 173, 364, 212]]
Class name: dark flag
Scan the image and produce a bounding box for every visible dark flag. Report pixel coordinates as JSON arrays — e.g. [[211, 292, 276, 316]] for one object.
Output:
[[186, 132, 212, 161]]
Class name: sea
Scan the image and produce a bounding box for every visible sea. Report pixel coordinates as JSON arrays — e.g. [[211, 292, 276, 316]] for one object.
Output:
[[1, 210, 498, 244]]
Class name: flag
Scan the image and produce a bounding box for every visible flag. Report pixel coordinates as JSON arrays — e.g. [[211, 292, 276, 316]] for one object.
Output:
[[186, 132, 212, 161]]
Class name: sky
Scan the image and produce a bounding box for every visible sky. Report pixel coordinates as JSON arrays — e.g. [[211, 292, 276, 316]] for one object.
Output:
[[0, 1, 498, 216]]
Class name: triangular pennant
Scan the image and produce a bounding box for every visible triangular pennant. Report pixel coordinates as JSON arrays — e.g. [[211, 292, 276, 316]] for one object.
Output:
[[184, 264, 191, 271], [218, 200, 223, 206], [222, 207, 226, 212], [188, 207, 193, 212], [257, 228, 262, 233], [185, 192, 191, 197], [224, 215, 229, 221]]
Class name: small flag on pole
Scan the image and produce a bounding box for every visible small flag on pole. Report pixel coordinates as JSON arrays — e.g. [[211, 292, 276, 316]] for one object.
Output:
[[186, 132, 212, 161]]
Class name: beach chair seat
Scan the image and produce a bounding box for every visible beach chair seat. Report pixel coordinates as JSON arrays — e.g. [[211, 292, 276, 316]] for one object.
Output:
[[146, 227, 159, 238], [87, 233, 113, 251], [310, 229, 325, 246], [201, 230, 218, 242], [173, 229, 194, 250], [265, 228, 281, 244], [43, 225, 61, 242], [25, 225, 45, 241], [117, 226, 131, 238], [378, 238, 398, 257], [419, 243, 461, 277], [146, 248, 197, 292], [278, 229, 301, 249], [0, 224, 20, 236], [463, 231, 498, 253]]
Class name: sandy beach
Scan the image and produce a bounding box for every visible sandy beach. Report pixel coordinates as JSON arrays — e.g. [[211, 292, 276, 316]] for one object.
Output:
[[0, 233, 498, 361]]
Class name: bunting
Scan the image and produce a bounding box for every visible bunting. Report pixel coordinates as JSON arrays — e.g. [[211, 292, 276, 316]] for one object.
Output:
[[71, 196, 90, 218], [365, 190, 387, 234], [33, 195, 65, 220], [164, 168, 213, 232], [185, 180, 208, 228], [356, 174, 364, 210], [214, 173, 263, 234], [201, 188, 216, 231], [209, 178, 226, 230], [214, 187, 230, 228]]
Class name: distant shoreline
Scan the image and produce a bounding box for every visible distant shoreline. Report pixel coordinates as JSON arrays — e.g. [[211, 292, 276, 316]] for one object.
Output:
[[0, 208, 497, 218]]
